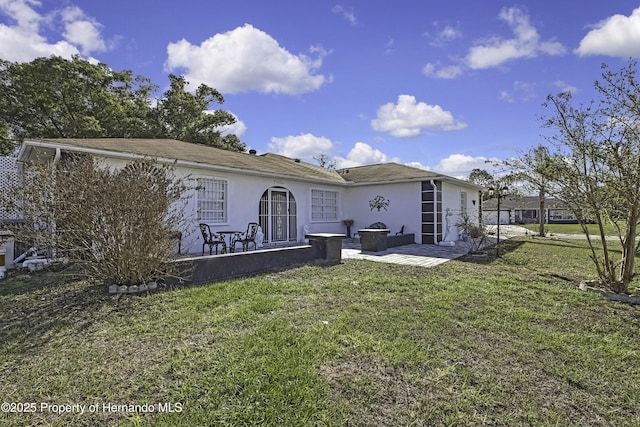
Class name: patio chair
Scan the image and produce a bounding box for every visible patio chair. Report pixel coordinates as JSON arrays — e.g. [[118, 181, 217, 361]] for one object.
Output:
[[199, 223, 227, 255], [395, 225, 405, 235], [170, 230, 183, 254], [232, 222, 259, 252]]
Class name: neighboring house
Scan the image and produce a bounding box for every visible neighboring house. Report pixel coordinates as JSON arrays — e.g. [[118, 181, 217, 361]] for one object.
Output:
[[12, 138, 484, 253], [483, 196, 577, 225]]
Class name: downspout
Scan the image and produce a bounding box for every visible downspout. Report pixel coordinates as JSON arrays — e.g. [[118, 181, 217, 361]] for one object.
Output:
[[430, 179, 438, 245], [479, 191, 484, 225]]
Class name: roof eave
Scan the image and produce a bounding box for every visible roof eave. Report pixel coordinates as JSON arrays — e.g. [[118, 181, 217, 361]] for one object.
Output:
[[20, 140, 347, 186], [344, 176, 486, 190]]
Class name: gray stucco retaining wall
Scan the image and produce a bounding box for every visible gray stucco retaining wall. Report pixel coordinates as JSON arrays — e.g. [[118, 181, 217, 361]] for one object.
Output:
[[387, 233, 415, 248], [166, 234, 344, 287]]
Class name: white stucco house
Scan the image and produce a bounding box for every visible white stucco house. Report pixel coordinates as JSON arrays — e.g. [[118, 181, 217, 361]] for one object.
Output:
[[11, 138, 484, 254]]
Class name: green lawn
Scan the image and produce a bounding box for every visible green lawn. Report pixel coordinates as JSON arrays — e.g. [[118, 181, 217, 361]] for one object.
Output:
[[1, 237, 639, 426], [521, 222, 623, 235]]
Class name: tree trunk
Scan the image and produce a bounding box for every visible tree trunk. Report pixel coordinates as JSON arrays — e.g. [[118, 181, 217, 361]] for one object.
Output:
[[619, 209, 639, 293], [595, 212, 616, 287], [538, 190, 546, 237], [620, 234, 635, 292]]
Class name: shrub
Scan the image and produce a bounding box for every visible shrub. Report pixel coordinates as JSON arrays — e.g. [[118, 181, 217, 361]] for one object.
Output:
[[456, 212, 488, 253], [455, 212, 476, 236], [6, 154, 189, 286]]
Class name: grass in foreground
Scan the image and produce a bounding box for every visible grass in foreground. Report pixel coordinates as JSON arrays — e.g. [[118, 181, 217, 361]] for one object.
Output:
[[0, 237, 639, 426]]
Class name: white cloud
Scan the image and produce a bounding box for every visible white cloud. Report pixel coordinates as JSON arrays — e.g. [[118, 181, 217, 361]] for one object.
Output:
[[466, 6, 565, 69], [216, 112, 247, 138], [266, 136, 496, 180], [335, 142, 399, 168], [0, 0, 108, 62], [0, 0, 41, 32], [432, 154, 498, 179], [60, 6, 106, 55], [429, 23, 462, 47], [384, 36, 394, 54], [575, 7, 640, 57], [332, 4, 357, 26], [165, 24, 330, 95], [335, 143, 396, 168], [422, 62, 464, 79], [498, 90, 512, 103], [0, 25, 79, 61], [267, 136, 399, 169], [440, 25, 461, 41], [371, 94, 467, 137], [499, 81, 537, 103], [339, 150, 498, 179], [405, 161, 431, 171], [553, 80, 578, 94], [268, 133, 335, 161]]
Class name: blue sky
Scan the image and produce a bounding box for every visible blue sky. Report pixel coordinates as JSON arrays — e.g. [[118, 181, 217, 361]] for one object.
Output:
[[1, 1, 639, 178]]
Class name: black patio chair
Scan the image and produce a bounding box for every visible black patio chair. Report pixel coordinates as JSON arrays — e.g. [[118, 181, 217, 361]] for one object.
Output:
[[395, 225, 405, 235], [199, 223, 227, 255], [170, 230, 183, 254], [232, 222, 259, 252]]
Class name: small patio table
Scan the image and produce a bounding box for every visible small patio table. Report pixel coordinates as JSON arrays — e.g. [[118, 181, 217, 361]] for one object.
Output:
[[218, 231, 242, 253]]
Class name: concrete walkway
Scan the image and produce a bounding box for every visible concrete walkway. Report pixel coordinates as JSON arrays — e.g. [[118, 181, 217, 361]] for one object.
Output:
[[342, 225, 530, 268]]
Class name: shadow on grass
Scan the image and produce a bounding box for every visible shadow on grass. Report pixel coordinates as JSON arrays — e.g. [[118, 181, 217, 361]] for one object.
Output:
[[0, 264, 83, 296], [0, 258, 344, 357], [524, 236, 625, 258], [519, 237, 597, 250], [0, 267, 120, 355], [458, 235, 613, 267]]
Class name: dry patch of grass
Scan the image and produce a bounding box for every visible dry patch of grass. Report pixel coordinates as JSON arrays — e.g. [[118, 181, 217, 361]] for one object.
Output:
[[320, 355, 422, 426]]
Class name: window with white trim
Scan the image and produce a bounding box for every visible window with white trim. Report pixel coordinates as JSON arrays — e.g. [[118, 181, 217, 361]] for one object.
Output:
[[197, 178, 228, 223], [460, 191, 468, 214], [311, 189, 338, 221]]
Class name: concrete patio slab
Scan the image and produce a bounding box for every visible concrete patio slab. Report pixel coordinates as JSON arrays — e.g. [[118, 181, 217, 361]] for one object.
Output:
[[342, 225, 530, 268], [342, 242, 470, 267]]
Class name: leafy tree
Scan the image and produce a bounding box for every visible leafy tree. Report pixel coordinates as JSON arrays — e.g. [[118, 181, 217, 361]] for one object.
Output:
[[468, 168, 494, 187], [467, 168, 522, 202], [0, 56, 157, 140], [155, 74, 245, 151], [468, 168, 496, 198], [543, 60, 640, 292], [0, 56, 246, 152], [0, 124, 13, 155], [501, 145, 554, 237]]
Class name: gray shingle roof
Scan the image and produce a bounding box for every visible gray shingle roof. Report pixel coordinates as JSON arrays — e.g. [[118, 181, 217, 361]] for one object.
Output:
[[22, 138, 345, 184], [337, 162, 440, 183], [19, 139, 484, 189], [336, 162, 484, 189]]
